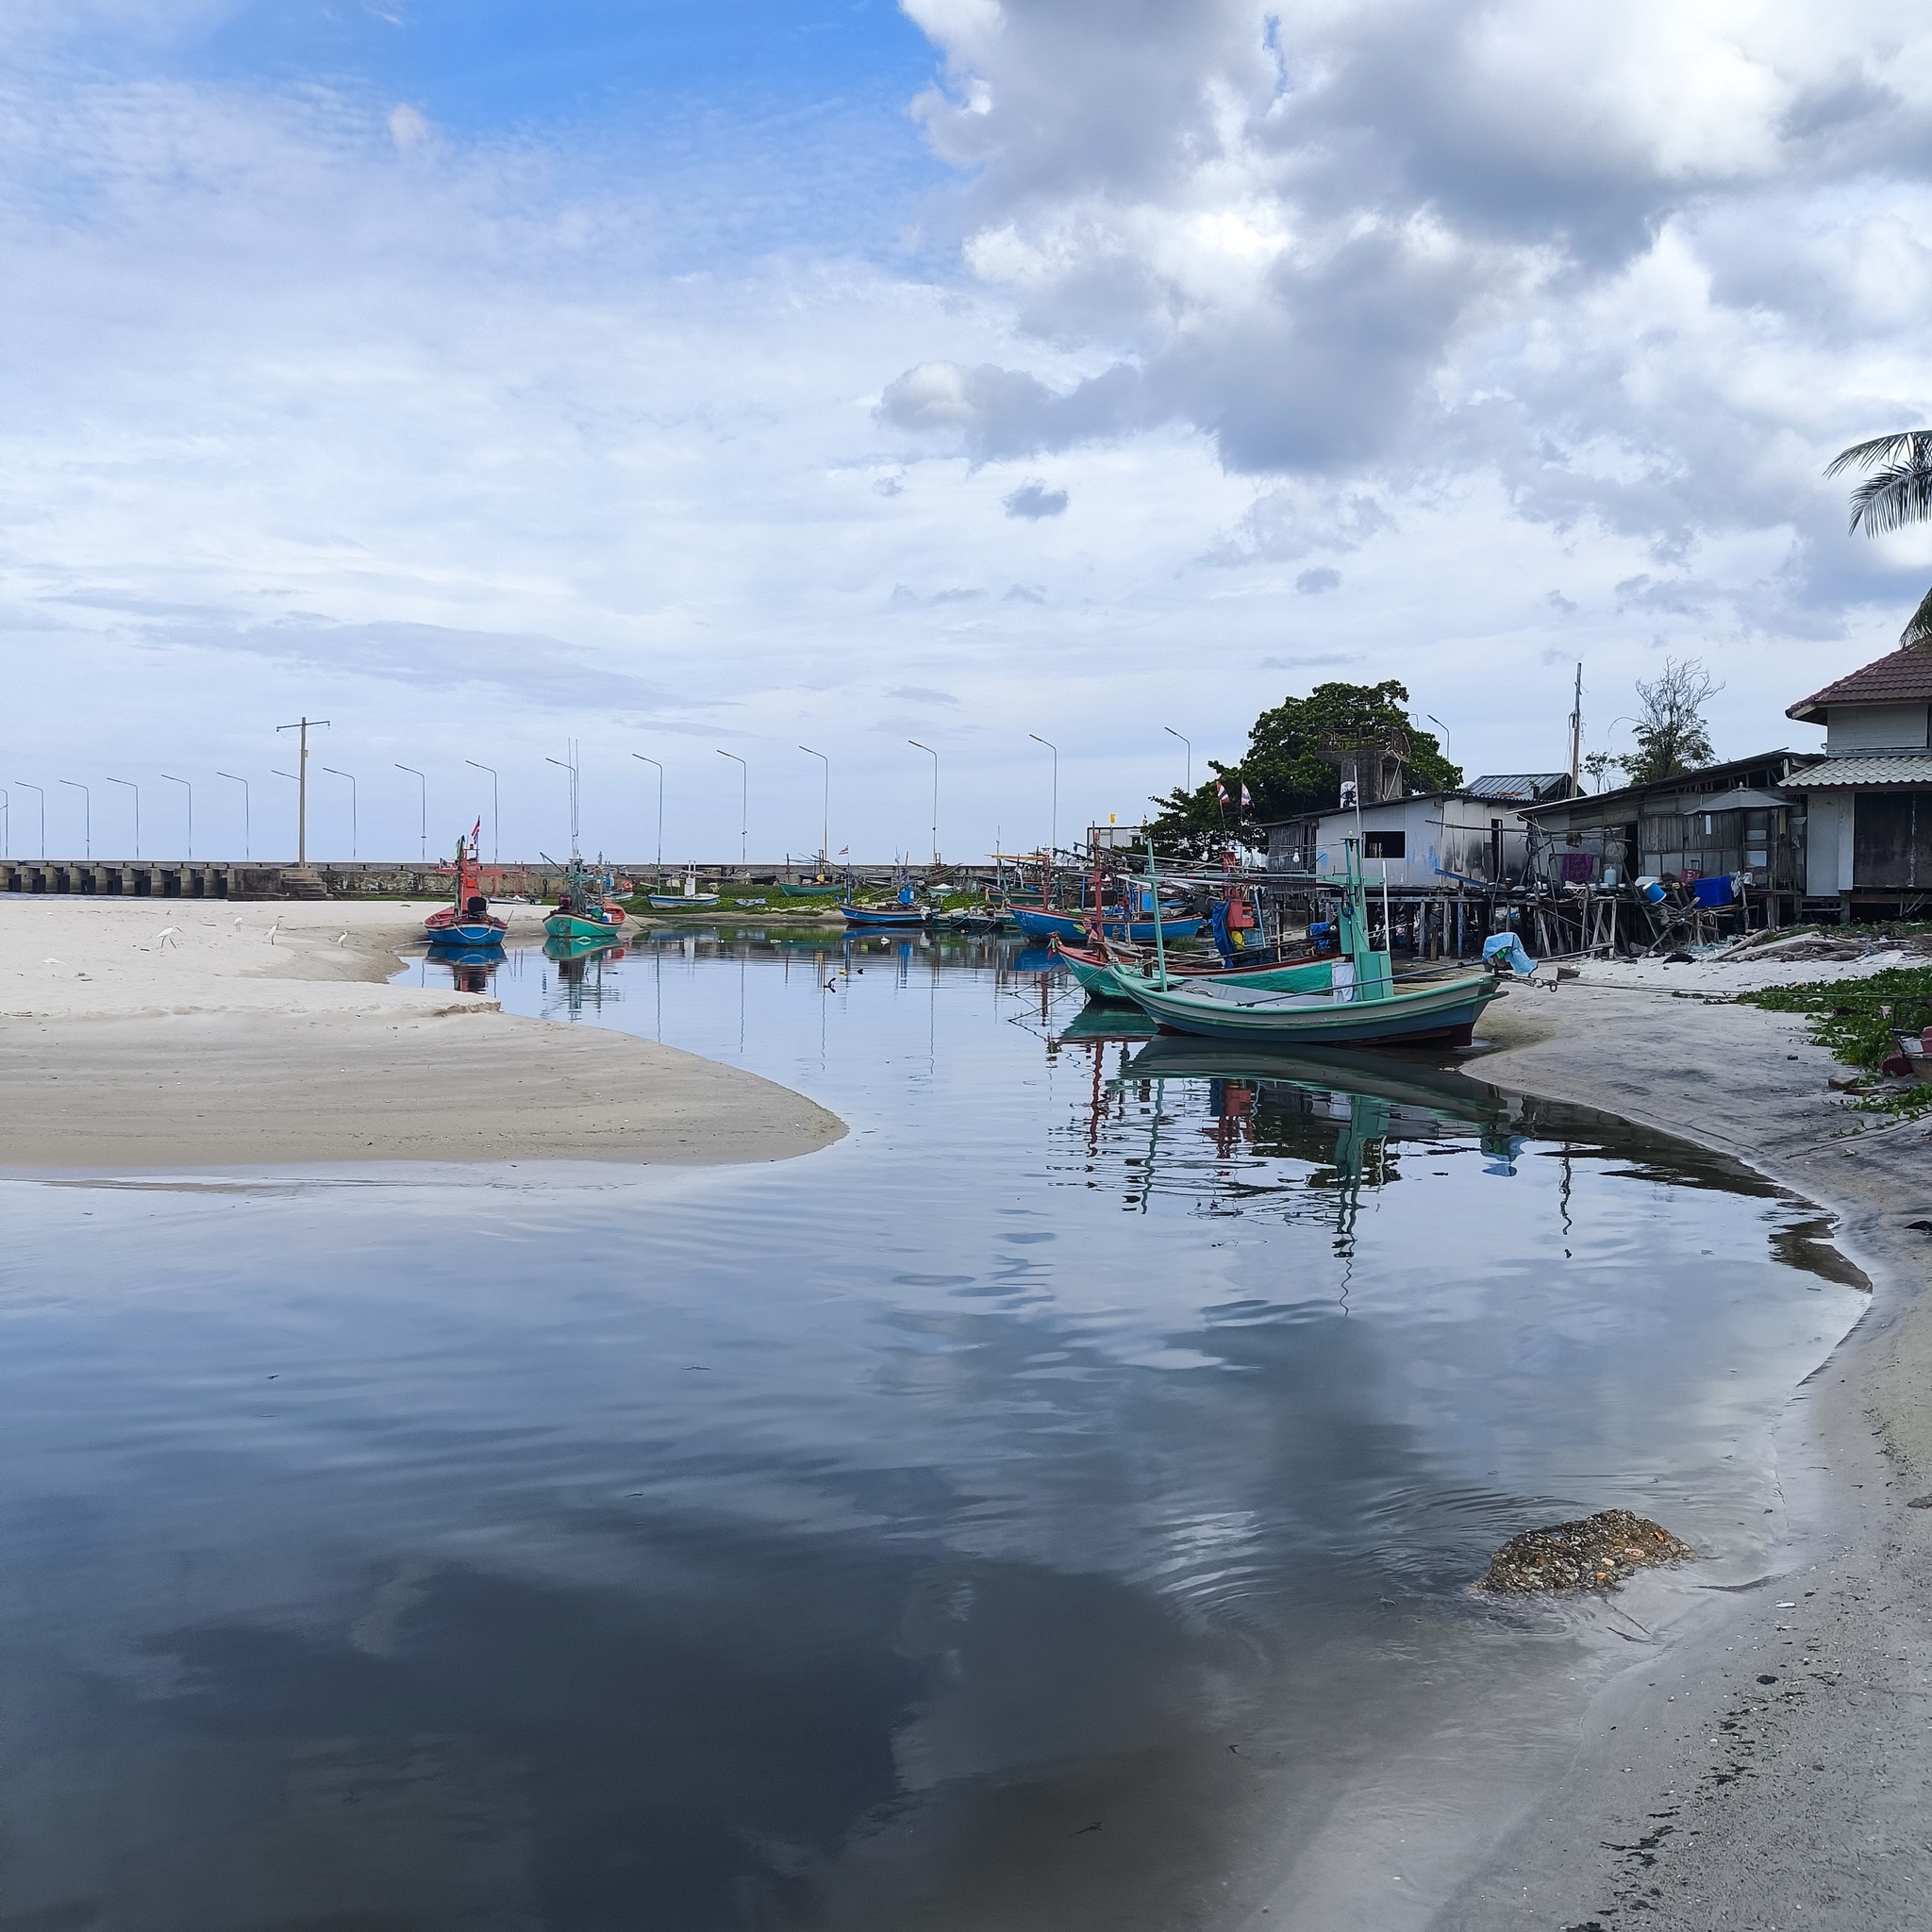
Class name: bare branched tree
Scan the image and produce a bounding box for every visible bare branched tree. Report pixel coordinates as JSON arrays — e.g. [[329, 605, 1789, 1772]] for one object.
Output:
[[1623, 658, 1721, 785], [1825, 432, 1932, 646]]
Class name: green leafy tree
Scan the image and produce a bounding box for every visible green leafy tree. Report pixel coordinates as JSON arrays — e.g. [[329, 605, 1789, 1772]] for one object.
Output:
[[1146, 679, 1460, 858], [1827, 431, 1932, 646]]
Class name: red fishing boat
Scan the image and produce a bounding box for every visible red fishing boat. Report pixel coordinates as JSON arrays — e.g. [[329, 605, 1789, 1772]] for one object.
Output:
[[424, 824, 509, 949]]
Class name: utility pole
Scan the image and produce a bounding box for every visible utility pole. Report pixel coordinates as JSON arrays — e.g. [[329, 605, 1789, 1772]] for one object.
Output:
[[908, 741, 939, 866], [276, 717, 329, 864], [161, 774, 192, 858], [1567, 664, 1583, 794], [798, 746, 828, 867]]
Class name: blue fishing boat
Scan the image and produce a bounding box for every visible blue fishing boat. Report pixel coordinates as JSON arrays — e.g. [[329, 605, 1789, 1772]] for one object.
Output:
[[1012, 907, 1202, 944], [424, 828, 508, 950], [841, 903, 928, 928]]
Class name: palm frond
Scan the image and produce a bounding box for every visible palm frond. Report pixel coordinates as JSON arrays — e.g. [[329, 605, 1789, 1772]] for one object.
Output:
[[1824, 430, 1932, 478], [1902, 584, 1932, 648], [1846, 459, 1932, 535]]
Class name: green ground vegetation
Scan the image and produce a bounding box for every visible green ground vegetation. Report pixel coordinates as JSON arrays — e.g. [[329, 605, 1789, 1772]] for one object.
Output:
[[1739, 965, 1932, 1118]]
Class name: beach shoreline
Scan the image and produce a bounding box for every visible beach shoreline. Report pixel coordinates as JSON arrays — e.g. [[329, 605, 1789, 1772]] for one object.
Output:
[[1420, 964, 1932, 1930], [0, 898, 844, 1169]]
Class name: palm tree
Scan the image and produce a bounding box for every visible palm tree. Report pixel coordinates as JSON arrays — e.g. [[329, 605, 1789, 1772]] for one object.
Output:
[[1826, 431, 1932, 645]]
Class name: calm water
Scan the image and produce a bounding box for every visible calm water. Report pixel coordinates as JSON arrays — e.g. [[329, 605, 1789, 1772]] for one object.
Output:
[[0, 930, 1862, 1930]]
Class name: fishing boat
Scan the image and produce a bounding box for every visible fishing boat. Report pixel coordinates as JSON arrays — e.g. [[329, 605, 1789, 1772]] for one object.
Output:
[[778, 881, 843, 898], [424, 827, 508, 949], [646, 871, 721, 911], [1112, 838, 1505, 1049], [1053, 935, 1326, 1002], [841, 902, 929, 928], [1012, 906, 1202, 944]]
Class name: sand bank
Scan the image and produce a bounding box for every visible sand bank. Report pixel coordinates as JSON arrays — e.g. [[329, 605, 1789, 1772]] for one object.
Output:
[[0, 898, 843, 1169], [1420, 955, 1932, 1929]]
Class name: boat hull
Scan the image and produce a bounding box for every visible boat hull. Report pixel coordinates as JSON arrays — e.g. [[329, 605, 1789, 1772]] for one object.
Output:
[[425, 920, 507, 949], [777, 883, 842, 897], [841, 905, 928, 927], [543, 911, 626, 941], [1119, 969, 1503, 1047], [645, 894, 720, 910], [1014, 908, 1202, 943], [1057, 939, 1331, 1001]]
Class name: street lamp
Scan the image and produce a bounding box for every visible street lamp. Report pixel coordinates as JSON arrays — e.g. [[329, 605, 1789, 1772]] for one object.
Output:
[[322, 767, 358, 858], [1163, 725, 1191, 794], [105, 777, 139, 858], [58, 779, 90, 858], [395, 764, 426, 861], [273, 771, 301, 859], [12, 782, 43, 858], [216, 773, 250, 859], [275, 716, 328, 864], [798, 746, 828, 867], [1028, 734, 1057, 858], [908, 741, 939, 868], [161, 774, 192, 858], [631, 754, 664, 876], [716, 750, 746, 869], [547, 744, 581, 854], [0, 787, 7, 859], [464, 760, 499, 867]]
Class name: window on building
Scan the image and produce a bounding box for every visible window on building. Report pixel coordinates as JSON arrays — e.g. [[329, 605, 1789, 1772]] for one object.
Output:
[[1364, 831, 1406, 859]]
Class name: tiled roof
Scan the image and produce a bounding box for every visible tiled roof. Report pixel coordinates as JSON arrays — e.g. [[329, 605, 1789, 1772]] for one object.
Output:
[[1787, 753, 1932, 787], [1787, 642, 1932, 721]]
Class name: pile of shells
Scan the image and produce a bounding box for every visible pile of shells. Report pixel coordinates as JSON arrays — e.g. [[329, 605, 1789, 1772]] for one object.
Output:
[[1477, 1508, 1693, 1595]]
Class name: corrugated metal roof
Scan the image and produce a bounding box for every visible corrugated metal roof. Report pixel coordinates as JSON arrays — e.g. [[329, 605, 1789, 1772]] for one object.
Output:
[[1464, 773, 1570, 799], [1787, 643, 1932, 720], [1787, 753, 1932, 787]]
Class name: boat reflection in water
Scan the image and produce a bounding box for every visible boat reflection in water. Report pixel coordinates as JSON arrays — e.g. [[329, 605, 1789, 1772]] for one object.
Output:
[[422, 945, 501, 996], [542, 932, 626, 1020]]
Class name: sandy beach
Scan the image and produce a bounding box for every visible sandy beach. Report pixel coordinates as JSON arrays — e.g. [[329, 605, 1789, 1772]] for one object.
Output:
[[1423, 954, 1932, 1930], [0, 898, 844, 1168]]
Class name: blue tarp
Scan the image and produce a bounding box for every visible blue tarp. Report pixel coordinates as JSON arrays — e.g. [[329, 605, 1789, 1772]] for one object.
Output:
[[1482, 932, 1539, 976]]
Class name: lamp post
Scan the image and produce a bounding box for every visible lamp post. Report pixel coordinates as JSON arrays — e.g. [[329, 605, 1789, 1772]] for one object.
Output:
[[1162, 724, 1191, 794], [395, 764, 426, 861], [273, 770, 300, 859], [1028, 734, 1057, 859], [13, 781, 43, 858], [907, 741, 939, 867], [464, 760, 499, 867], [161, 774, 192, 858], [105, 776, 139, 858], [716, 750, 746, 869], [322, 767, 358, 858], [631, 754, 663, 877], [797, 746, 828, 867], [546, 744, 581, 855], [0, 787, 7, 859], [216, 773, 250, 859], [275, 716, 329, 864], [58, 780, 90, 858]]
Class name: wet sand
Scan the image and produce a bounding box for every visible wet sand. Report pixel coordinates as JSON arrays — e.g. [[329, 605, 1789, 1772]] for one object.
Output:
[[1424, 961, 1932, 1930], [0, 899, 844, 1168]]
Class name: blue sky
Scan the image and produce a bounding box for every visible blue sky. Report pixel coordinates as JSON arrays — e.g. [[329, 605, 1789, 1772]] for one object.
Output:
[[5, 2, 1932, 864]]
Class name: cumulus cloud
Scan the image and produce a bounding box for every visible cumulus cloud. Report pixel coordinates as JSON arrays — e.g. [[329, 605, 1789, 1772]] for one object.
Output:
[[894, 0, 1932, 628], [1003, 479, 1069, 518]]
